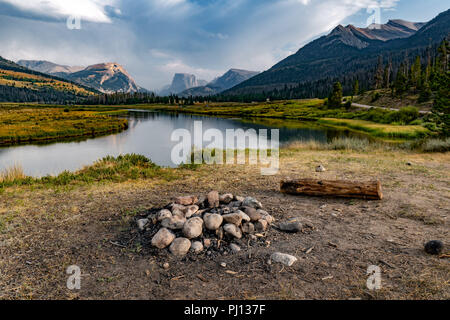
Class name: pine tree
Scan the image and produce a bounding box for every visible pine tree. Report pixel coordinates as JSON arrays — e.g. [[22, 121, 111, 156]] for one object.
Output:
[[393, 63, 407, 96], [431, 39, 450, 137], [410, 56, 422, 90], [328, 82, 343, 108], [352, 79, 359, 99], [374, 55, 384, 89]]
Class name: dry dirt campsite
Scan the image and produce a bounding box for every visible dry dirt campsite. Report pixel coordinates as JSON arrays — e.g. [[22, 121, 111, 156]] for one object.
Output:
[[1, 145, 448, 300]]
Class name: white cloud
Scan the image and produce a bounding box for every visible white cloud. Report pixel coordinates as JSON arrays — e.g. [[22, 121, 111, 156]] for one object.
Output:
[[0, 0, 404, 90], [0, 0, 117, 23]]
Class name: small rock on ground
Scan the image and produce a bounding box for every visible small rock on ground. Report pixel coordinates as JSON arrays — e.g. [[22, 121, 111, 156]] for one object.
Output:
[[270, 252, 298, 267], [191, 241, 204, 254], [424, 240, 444, 255], [316, 165, 326, 172], [279, 219, 302, 233], [230, 243, 241, 253]]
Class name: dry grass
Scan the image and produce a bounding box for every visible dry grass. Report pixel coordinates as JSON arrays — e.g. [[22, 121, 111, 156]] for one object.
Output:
[[0, 164, 25, 183]]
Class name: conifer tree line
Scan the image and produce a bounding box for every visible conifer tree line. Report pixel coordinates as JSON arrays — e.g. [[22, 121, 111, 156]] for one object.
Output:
[[372, 39, 449, 103], [83, 92, 197, 106]]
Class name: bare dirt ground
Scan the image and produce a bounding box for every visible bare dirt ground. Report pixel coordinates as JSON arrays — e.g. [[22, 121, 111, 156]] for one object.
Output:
[[0, 148, 449, 300]]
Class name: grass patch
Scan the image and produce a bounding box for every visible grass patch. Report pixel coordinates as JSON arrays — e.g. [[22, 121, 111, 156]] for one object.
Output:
[[0, 107, 128, 146], [422, 138, 450, 153], [317, 118, 430, 140], [0, 154, 186, 190], [0, 163, 25, 183], [327, 137, 370, 151]]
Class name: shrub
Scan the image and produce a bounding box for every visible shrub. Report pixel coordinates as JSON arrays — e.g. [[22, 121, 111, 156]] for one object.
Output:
[[422, 138, 450, 153], [423, 122, 438, 132], [327, 137, 370, 151], [371, 92, 381, 102], [344, 100, 352, 111], [392, 106, 420, 124], [409, 119, 423, 125]]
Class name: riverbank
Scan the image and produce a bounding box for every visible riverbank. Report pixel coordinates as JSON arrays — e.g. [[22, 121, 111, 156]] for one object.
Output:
[[0, 145, 448, 299], [0, 106, 128, 146], [131, 100, 433, 141]]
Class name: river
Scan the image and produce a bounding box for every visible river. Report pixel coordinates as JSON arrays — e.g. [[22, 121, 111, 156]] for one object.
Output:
[[0, 110, 361, 177]]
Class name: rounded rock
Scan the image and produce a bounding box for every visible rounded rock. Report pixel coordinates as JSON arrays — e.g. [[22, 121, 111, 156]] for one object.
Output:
[[237, 210, 251, 223], [191, 241, 204, 254], [161, 216, 186, 230], [223, 223, 242, 239], [204, 213, 223, 231], [255, 219, 268, 232], [182, 217, 204, 239], [169, 237, 191, 256], [222, 213, 243, 226], [151, 228, 176, 249], [157, 209, 172, 222], [207, 191, 220, 208], [244, 207, 261, 222]]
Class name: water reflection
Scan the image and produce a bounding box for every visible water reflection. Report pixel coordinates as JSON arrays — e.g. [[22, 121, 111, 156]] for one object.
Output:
[[0, 111, 360, 177]]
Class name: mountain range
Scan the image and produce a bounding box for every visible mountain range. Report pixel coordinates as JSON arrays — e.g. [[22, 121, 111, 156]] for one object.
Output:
[[179, 69, 260, 97], [16, 60, 146, 94], [225, 9, 450, 96], [2, 8, 450, 102]]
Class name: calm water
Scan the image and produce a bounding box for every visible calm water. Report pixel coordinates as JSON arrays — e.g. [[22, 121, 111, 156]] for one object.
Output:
[[0, 111, 359, 177]]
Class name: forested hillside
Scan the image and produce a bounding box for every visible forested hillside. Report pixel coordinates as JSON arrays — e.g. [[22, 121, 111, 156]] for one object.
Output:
[[223, 9, 450, 100], [0, 56, 98, 103]]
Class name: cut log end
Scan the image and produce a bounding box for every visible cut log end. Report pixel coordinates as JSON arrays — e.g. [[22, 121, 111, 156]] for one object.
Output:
[[280, 179, 383, 200]]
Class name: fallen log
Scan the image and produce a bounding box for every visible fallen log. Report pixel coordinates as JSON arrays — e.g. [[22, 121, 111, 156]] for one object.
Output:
[[280, 179, 383, 200]]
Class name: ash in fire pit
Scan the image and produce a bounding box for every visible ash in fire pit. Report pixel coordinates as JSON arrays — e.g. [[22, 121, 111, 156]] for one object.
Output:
[[135, 191, 274, 256]]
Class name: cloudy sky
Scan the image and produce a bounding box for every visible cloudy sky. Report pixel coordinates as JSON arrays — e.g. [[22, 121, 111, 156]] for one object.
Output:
[[0, 0, 448, 90]]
